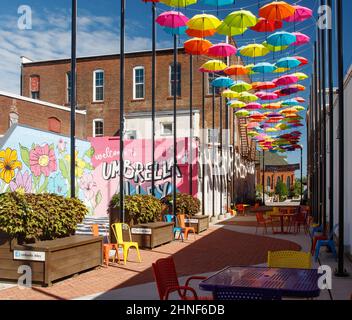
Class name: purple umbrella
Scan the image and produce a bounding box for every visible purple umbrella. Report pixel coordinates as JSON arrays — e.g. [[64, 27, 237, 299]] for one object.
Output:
[[280, 87, 300, 95]]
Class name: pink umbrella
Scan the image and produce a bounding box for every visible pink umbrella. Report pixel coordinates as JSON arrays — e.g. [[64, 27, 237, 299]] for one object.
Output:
[[274, 75, 299, 86], [295, 97, 306, 103], [284, 5, 313, 22], [245, 103, 263, 110], [247, 122, 260, 129], [257, 92, 279, 100], [291, 32, 310, 46], [156, 11, 189, 28], [208, 43, 237, 57]]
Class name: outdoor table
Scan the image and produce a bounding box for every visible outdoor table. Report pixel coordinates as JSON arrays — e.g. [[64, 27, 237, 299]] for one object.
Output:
[[250, 207, 273, 214], [270, 213, 295, 234], [199, 266, 321, 300]]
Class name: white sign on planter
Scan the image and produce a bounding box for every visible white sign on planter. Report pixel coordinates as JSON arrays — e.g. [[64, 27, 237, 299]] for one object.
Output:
[[185, 219, 199, 224], [13, 250, 46, 262], [131, 228, 152, 235]]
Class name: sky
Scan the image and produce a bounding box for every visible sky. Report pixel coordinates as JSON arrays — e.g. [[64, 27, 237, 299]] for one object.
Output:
[[0, 0, 352, 177]]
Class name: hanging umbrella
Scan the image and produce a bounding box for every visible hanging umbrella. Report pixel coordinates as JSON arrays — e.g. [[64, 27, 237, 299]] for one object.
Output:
[[163, 26, 188, 35], [156, 11, 189, 28], [239, 44, 270, 57], [259, 1, 296, 21], [211, 77, 234, 88], [247, 122, 261, 129], [266, 128, 278, 133], [295, 97, 306, 103], [222, 89, 239, 99], [284, 5, 313, 22], [263, 102, 282, 110], [279, 87, 300, 95], [224, 64, 248, 76], [238, 92, 259, 103], [267, 31, 297, 47], [216, 22, 247, 36], [292, 72, 309, 80], [291, 32, 310, 46], [254, 81, 277, 90], [281, 99, 301, 106], [257, 92, 279, 100], [262, 41, 288, 52], [184, 38, 212, 55], [252, 62, 277, 73], [250, 18, 282, 32], [224, 10, 257, 29], [230, 81, 252, 93], [186, 28, 216, 37], [275, 57, 301, 69], [273, 67, 290, 73], [274, 75, 299, 86], [187, 13, 221, 31], [245, 103, 263, 110], [235, 110, 250, 117], [245, 64, 258, 75], [208, 43, 237, 57], [202, 0, 234, 5], [229, 100, 246, 109], [201, 60, 227, 72], [290, 84, 306, 91], [294, 56, 309, 66], [294, 106, 305, 111], [159, 0, 197, 7]]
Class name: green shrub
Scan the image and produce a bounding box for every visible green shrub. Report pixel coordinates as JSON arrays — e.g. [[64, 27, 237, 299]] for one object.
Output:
[[0, 193, 88, 243], [162, 193, 201, 216], [275, 181, 288, 202]]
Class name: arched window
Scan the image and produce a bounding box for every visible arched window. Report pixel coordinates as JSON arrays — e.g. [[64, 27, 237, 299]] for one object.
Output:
[[267, 176, 271, 188], [93, 69, 104, 101], [48, 117, 61, 133]]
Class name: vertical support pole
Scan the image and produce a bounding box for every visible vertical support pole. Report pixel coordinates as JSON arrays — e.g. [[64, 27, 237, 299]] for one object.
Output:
[[189, 54, 193, 195], [219, 94, 223, 216], [262, 150, 265, 205], [172, 34, 177, 218], [300, 147, 303, 204], [151, 2, 156, 196], [212, 86, 215, 219], [202, 73, 205, 216]]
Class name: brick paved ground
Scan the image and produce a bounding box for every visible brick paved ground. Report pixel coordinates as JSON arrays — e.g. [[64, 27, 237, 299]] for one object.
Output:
[[0, 226, 300, 300]]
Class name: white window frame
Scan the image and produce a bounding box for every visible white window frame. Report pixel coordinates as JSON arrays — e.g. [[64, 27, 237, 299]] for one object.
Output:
[[161, 122, 173, 136], [125, 130, 137, 140], [133, 66, 145, 100], [93, 119, 104, 137], [169, 63, 181, 97], [93, 69, 104, 102]]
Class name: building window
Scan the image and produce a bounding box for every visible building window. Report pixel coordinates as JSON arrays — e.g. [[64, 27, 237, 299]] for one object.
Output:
[[93, 70, 104, 102], [161, 122, 173, 136], [207, 73, 220, 95], [287, 176, 291, 190], [125, 130, 137, 140], [267, 177, 271, 188], [48, 117, 61, 133], [169, 63, 181, 97], [93, 119, 104, 137], [133, 66, 145, 100], [67, 72, 72, 104], [207, 128, 219, 144], [30, 75, 40, 100]]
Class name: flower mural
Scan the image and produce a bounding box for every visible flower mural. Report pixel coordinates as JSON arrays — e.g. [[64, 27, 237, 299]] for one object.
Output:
[[9, 171, 32, 193], [64, 151, 86, 178], [29, 144, 57, 177], [48, 172, 68, 196], [79, 173, 97, 201], [0, 148, 22, 184]]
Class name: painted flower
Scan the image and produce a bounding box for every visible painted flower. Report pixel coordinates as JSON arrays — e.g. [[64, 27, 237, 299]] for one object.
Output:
[[65, 151, 86, 178], [57, 139, 67, 153], [79, 173, 97, 200], [29, 144, 57, 177], [48, 172, 68, 196], [9, 171, 32, 194], [0, 148, 22, 184]]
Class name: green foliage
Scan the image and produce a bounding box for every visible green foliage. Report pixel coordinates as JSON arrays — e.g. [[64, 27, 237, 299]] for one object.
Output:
[[275, 181, 288, 201], [289, 180, 302, 198], [111, 194, 162, 225], [162, 193, 201, 216], [0, 193, 88, 243]]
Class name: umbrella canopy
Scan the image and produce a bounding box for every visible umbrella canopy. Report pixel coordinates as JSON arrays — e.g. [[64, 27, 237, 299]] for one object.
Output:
[[142, 0, 160, 2], [224, 10, 258, 28], [159, 0, 197, 7], [259, 1, 296, 21], [254, 81, 277, 90], [284, 5, 313, 22], [263, 102, 282, 110], [201, 60, 227, 72], [163, 26, 187, 35], [292, 72, 309, 80], [186, 28, 216, 37], [156, 11, 189, 28], [275, 57, 301, 69], [230, 81, 252, 93], [294, 56, 309, 66], [295, 97, 306, 103], [267, 31, 297, 47], [281, 99, 300, 106], [290, 84, 306, 91], [202, 0, 234, 5], [291, 32, 310, 46], [250, 18, 282, 32], [273, 67, 290, 73], [245, 64, 258, 75], [245, 103, 263, 110], [238, 92, 259, 103], [263, 41, 288, 52], [222, 89, 239, 99], [229, 100, 246, 109], [211, 77, 235, 88], [247, 122, 261, 129], [208, 43, 237, 57], [216, 22, 247, 36], [252, 62, 277, 73], [187, 13, 221, 31], [279, 87, 300, 95], [235, 110, 250, 117], [224, 64, 248, 76], [184, 38, 212, 55], [240, 44, 270, 57], [257, 92, 279, 100], [274, 75, 299, 86]]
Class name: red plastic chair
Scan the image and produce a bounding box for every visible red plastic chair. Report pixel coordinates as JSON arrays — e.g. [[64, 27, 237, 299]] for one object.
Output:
[[152, 257, 213, 300], [256, 213, 270, 234], [236, 204, 245, 216]]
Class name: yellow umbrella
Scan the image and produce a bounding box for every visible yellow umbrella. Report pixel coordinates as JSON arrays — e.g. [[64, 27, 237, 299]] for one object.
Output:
[[160, 0, 197, 7], [292, 72, 309, 80], [238, 92, 259, 103], [230, 81, 252, 93], [224, 10, 257, 28], [240, 44, 270, 57], [187, 13, 222, 31], [216, 21, 247, 36], [273, 67, 290, 73], [229, 100, 246, 109], [295, 106, 306, 111], [201, 59, 227, 72], [262, 41, 288, 52], [222, 89, 239, 99]]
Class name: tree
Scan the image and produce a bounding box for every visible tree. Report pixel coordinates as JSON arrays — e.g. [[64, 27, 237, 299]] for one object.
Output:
[[290, 180, 303, 198], [275, 181, 288, 201]]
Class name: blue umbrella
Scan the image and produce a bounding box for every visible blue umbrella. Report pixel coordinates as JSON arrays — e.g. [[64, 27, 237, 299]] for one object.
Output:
[[163, 26, 187, 35], [281, 99, 300, 106], [202, 0, 235, 5], [267, 31, 297, 47], [212, 77, 234, 88], [275, 57, 301, 69], [252, 62, 277, 73]]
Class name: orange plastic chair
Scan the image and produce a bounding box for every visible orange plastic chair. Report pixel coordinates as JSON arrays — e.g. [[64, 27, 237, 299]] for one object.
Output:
[[91, 224, 119, 266], [255, 213, 270, 234], [177, 214, 196, 240]]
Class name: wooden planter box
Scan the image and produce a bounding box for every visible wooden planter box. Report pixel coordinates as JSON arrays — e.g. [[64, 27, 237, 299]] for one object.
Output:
[[185, 215, 209, 234], [0, 234, 103, 287], [130, 222, 174, 249]]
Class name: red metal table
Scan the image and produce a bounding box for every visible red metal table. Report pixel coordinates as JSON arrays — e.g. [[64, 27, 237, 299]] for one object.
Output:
[[199, 266, 321, 300]]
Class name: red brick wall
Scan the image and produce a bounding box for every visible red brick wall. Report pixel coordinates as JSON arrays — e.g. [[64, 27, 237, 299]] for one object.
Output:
[[256, 169, 296, 192]]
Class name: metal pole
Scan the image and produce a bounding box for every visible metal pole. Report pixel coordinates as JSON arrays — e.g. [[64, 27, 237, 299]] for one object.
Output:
[[335, 0, 348, 277], [70, 0, 77, 198], [212, 86, 215, 218], [225, 98, 229, 211], [300, 147, 303, 204], [262, 150, 265, 205], [119, 0, 125, 222], [317, 33, 322, 226], [189, 54, 193, 195], [201, 73, 205, 216], [314, 42, 319, 223], [219, 94, 223, 216], [233, 110, 236, 204], [172, 34, 177, 217], [151, 2, 156, 196]]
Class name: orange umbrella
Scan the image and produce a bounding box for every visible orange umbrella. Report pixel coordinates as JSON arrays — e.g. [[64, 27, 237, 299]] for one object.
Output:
[[184, 38, 212, 55], [259, 1, 295, 21], [186, 28, 217, 38], [254, 81, 277, 90], [224, 64, 248, 76]]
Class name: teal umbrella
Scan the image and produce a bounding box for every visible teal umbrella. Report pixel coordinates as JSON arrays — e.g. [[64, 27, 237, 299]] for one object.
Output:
[[267, 31, 297, 47], [275, 57, 301, 69], [252, 62, 277, 73]]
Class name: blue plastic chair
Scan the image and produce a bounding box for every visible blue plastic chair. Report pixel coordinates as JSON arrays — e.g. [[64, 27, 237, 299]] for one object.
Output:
[[164, 215, 184, 241], [314, 224, 339, 262]]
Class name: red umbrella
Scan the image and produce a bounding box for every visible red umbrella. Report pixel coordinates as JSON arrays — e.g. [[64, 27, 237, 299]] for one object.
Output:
[[254, 81, 277, 90], [294, 56, 309, 66], [250, 18, 282, 32]]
